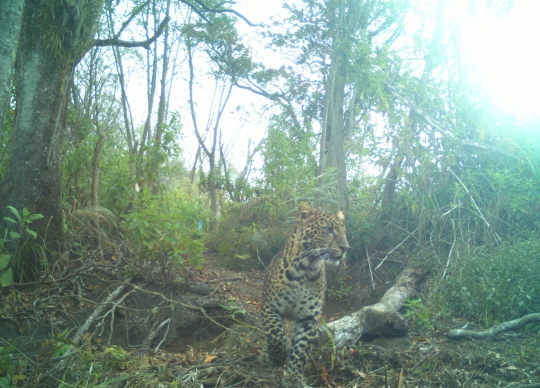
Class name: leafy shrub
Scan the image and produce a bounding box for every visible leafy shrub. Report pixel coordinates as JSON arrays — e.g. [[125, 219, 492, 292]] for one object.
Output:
[[437, 235, 540, 327], [208, 184, 349, 269], [121, 190, 207, 272], [207, 200, 289, 269], [1, 207, 44, 285]]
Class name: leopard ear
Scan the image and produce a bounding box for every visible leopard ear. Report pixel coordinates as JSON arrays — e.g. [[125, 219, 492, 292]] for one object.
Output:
[[298, 203, 314, 219], [336, 210, 344, 221]]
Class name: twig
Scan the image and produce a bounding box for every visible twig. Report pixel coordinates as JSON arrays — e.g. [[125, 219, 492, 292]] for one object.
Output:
[[142, 318, 172, 350], [63, 278, 133, 357], [374, 227, 418, 270], [441, 219, 456, 280], [94, 289, 136, 345], [448, 168, 500, 243], [207, 277, 242, 284], [154, 319, 172, 352], [366, 246, 375, 290], [256, 249, 268, 270]]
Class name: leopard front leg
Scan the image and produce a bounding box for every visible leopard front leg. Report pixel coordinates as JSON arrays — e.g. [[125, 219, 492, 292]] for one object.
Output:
[[260, 308, 288, 366], [282, 316, 319, 387]]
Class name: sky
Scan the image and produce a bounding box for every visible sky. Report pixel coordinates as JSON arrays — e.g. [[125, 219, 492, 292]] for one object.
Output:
[[127, 0, 540, 173], [457, 0, 540, 118], [218, 0, 540, 171]]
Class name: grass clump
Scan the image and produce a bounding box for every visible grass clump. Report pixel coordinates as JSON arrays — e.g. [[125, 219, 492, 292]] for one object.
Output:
[[436, 234, 540, 327]]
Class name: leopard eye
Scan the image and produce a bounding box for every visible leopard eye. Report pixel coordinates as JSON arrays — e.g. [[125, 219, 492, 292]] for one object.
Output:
[[323, 226, 333, 234]]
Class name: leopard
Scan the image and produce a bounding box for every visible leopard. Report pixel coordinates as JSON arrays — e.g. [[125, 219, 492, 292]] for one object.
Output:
[[260, 202, 349, 387]]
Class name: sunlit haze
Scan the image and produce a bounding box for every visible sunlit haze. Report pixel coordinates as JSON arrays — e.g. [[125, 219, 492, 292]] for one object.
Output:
[[137, 1, 540, 172], [460, 0, 540, 118]]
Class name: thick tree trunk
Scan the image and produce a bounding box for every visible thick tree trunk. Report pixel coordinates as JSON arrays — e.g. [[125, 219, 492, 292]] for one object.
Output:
[[319, 267, 424, 347], [0, 0, 105, 278], [0, 0, 24, 130], [1, 28, 72, 242]]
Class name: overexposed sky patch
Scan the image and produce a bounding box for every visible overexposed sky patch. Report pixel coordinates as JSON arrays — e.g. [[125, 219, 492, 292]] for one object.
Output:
[[461, 0, 540, 117]]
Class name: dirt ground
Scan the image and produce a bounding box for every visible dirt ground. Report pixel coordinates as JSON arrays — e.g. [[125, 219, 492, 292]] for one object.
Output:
[[176, 254, 540, 387], [1, 250, 539, 387]]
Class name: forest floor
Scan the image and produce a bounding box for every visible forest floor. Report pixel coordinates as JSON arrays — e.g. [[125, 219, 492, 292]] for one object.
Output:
[[1, 247, 539, 387]]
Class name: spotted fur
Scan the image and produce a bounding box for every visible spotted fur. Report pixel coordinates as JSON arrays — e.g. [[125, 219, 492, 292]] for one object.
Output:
[[260, 203, 349, 387]]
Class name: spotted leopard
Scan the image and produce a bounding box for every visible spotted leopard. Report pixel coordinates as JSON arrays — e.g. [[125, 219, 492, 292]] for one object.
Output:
[[260, 203, 349, 387]]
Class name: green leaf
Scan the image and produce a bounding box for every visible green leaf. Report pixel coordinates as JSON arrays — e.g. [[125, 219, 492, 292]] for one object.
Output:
[[0, 267, 13, 287], [9, 231, 21, 239], [0, 254, 10, 270], [3, 217, 17, 224], [27, 230, 37, 239], [27, 214, 44, 222], [7, 206, 21, 221]]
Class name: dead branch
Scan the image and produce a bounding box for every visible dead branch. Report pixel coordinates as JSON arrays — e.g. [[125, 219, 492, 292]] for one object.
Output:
[[64, 278, 133, 356], [143, 318, 172, 350], [178, 0, 261, 27], [447, 313, 540, 340], [320, 267, 424, 347]]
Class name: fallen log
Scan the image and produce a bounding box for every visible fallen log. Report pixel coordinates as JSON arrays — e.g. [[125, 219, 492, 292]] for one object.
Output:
[[320, 267, 424, 347], [447, 312, 540, 340]]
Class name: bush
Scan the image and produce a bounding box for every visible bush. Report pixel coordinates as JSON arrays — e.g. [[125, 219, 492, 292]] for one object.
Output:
[[207, 200, 290, 269], [121, 189, 207, 274], [437, 235, 540, 327]]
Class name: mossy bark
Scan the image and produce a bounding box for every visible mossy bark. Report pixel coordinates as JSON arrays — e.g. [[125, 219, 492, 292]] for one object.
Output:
[[0, 0, 24, 130], [0, 0, 105, 279]]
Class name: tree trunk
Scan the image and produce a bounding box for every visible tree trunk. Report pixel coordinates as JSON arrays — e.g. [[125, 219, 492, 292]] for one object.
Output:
[[151, 0, 171, 194], [318, 267, 424, 347], [378, 0, 445, 217], [91, 133, 106, 207], [0, 0, 24, 130], [325, 53, 349, 211], [0, 0, 105, 278], [320, 0, 361, 212]]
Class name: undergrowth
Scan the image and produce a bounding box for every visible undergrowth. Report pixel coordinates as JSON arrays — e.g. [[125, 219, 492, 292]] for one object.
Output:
[[121, 189, 207, 276], [432, 234, 540, 328]]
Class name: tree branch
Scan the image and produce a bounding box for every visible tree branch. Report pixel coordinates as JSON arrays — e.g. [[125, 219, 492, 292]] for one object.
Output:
[[93, 17, 170, 49], [384, 82, 520, 161], [178, 0, 262, 27], [447, 313, 540, 340]]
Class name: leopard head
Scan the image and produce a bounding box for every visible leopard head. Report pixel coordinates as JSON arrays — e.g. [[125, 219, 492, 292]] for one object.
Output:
[[294, 203, 349, 267]]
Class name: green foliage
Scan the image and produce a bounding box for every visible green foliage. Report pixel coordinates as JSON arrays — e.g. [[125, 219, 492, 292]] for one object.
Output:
[[121, 190, 206, 271], [403, 298, 431, 330], [262, 114, 318, 194], [0, 344, 15, 377], [0, 207, 44, 286], [327, 277, 353, 300], [207, 198, 289, 269], [436, 235, 540, 327], [220, 298, 246, 320], [103, 346, 128, 370], [0, 377, 15, 388]]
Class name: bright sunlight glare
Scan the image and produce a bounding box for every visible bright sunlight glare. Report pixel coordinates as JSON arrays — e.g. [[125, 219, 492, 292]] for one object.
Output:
[[462, 0, 540, 117]]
